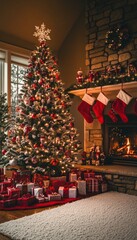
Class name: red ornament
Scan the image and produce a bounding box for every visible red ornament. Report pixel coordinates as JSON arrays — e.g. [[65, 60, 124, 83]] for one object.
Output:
[[38, 78, 44, 85], [50, 159, 59, 166], [30, 96, 36, 102], [23, 126, 32, 134], [12, 137, 16, 143], [69, 122, 74, 128], [40, 107, 45, 112], [27, 72, 33, 78], [50, 113, 56, 119], [2, 149, 6, 155], [34, 144, 38, 148], [31, 83, 37, 90]]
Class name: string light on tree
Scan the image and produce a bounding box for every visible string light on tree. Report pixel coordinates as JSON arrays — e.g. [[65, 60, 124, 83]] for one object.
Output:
[[2, 23, 81, 176]]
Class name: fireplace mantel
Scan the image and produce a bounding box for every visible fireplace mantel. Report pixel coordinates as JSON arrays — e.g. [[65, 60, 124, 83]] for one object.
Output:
[[69, 81, 137, 99]]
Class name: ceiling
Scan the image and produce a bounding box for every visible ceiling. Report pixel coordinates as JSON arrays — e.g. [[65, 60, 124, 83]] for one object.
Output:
[[0, 0, 85, 52]]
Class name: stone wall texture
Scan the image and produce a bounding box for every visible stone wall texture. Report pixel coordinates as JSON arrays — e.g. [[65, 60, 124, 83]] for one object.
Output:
[[85, 0, 137, 73]]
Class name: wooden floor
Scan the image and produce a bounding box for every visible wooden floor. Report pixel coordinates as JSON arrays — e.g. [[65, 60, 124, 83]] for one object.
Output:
[[0, 206, 57, 240]]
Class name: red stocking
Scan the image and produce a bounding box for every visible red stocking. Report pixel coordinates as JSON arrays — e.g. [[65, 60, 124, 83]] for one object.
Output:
[[92, 92, 109, 124], [108, 90, 132, 123], [78, 93, 95, 123]]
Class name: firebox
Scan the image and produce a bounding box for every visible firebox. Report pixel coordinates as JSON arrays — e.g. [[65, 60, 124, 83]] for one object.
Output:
[[103, 114, 137, 166]]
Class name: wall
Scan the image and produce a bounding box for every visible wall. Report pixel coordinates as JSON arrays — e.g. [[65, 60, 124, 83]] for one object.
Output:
[[59, 11, 86, 148], [85, 0, 137, 73]]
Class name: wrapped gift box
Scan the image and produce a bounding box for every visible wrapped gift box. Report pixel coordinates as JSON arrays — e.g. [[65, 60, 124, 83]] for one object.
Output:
[[84, 171, 95, 179], [69, 173, 77, 182], [0, 199, 17, 208], [0, 168, 4, 175], [0, 175, 4, 182], [32, 187, 43, 197], [27, 182, 34, 193], [47, 193, 61, 201], [17, 194, 36, 206], [85, 178, 99, 193], [76, 180, 86, 195], [20, 170, 31, 183], [101, 182, 108, 193], [16, 183, 28, 195], [12, 170, 21, 183], [0, 193, 9, 200], [50, 179, 66, 192], [43, 180, 50, 188], [0, 181, 12, 193], [36, 196, 45, 203], [58, 186, 77, 198], [7, 187, 21, 199]]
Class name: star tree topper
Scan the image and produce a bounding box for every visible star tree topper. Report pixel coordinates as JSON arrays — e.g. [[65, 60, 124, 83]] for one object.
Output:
[[33, 23, 51, 42]]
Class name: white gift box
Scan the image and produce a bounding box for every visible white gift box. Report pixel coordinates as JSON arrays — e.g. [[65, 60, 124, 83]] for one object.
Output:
[[27, 182, 34, 193], [36, 197, 45, 203], [16, 183, 22, 191], [76, 180, 86, 195], [47, 193, 61, 201], [16, 182, 34, 193], [32, 187, 43, 197], [69, 173, 77, 182], [58, 186, 77, 198], [69, 186, 77, 198]]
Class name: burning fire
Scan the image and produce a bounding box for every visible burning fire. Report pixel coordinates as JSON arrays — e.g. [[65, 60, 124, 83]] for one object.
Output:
[[126, 138, 130, 154]]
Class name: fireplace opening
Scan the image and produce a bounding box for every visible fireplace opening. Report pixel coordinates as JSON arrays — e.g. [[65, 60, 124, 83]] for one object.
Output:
[[103, 115, 137, 166]]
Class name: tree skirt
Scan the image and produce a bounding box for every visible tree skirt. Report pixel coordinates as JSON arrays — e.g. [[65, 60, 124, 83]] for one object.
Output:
[[0, 191, 137, 240], [0, 197, 81, 211]]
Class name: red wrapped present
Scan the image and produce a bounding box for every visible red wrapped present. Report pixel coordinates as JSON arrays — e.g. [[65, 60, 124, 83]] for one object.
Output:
[[0, 181, 12, 193], [7, 187, 21, 199], [85, 178, 99, 193], [50, 179, 66, 192], [0, 168, 4, 175], [84, 171, 95, 179], [0, 193, 9, 200], [16, 183, 28, 195], [17, 193, 36, 206], [12, 170, 21, 183], [0, 199, 17, 208], [0, 175, 5, 182], [20, 170, 31, 183], [101, 181, 108, 193], [33, 173, 45, 187]]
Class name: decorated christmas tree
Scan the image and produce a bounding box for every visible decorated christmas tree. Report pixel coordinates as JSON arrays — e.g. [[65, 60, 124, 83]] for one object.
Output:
[[0, 93, 10, 162], [1, 23, 81, 176]]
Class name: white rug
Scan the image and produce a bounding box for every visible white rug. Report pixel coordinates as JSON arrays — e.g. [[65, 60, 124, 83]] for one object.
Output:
[[0, 192, 137, 240]]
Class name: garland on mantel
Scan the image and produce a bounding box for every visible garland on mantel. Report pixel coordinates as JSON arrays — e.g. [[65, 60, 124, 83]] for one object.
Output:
[[66, 63, 137, 93]]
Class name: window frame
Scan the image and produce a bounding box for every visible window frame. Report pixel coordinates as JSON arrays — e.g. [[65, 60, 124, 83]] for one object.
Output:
[[0, 41, 31, 114]]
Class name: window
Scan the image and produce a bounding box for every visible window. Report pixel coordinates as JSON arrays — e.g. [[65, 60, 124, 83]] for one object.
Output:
[[11, 56, 28, 117], [0, 42, 30, 117], [0, 51, 6, 93]]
